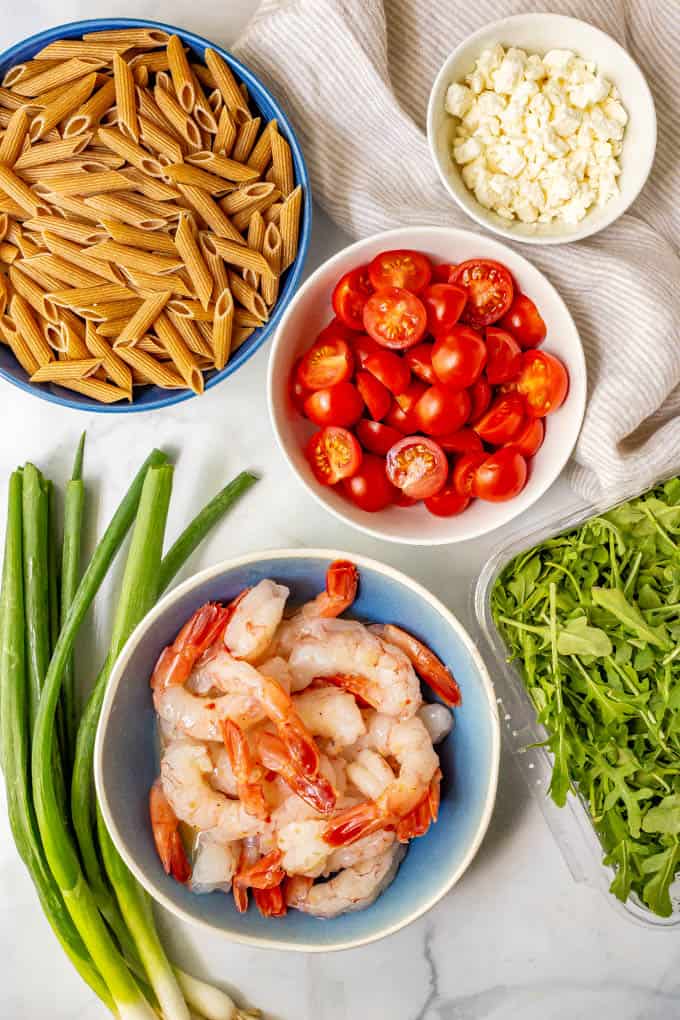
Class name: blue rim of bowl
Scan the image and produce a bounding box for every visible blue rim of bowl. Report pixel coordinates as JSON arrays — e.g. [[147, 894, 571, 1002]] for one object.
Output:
[[0, 17, 312, 413]]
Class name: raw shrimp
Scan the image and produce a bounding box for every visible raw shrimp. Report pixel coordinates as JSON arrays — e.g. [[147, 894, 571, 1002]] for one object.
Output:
[[293, 686, 366, 750], [370, 624, 462, 707], [284, 844, 405, 919], [190, 832, 240, 895], [221, 719, 269, 820], [149, 778, 191, 883], [256, 731, 336, 814], [233, 837, 285, 915], [288, 619, 422, 719], [274, 560, 359, 659], [224, 579, 289, 663], [323, 828, 396, 876]]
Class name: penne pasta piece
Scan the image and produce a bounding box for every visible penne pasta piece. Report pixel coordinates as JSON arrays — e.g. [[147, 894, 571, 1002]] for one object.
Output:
[[176, 184, 244, 242], [186, 149, 259, 182], [234, 308, 265, 329], [174, 213, 213, 309], [33, 40, 133, 61], [0, 312, 40, 373], [270, 129, 294, 197], [121, 267, 193, 297], [24, 253, 103, 289], [78, 298, 142, 322], [165, 299, 213, 321], [0, 85, 32, 112], [0, 109, 30, 166], [9, 264, 58, 321], [14, 257, 61, 292], [91, 316, 128, 339], [166, 310, 212, 358], [135, 85, 178, 134], [0, 193, 27, 217], [3, 59, 62, 88], [40, 231, 123, 284], [12, 57, 105, 98], [192, 74, 218, 134], [212, 286, 234, 369], [98, 217, 176, 253], [261, 221, 282, 306], [40, 374, 131, 402], [0, 241, 17, 263], [204, 49, 250, 118], [232, 117, 261, 164], [213, 106, 236, 156], [30, 357, 102, 382], [42, 318, 67, 353], [29, 71, 97, 140], [232, 325, 254, 353], [46, 169, 135, 197], [247, 210, 265, 253], [9, 292, 53, 367], [163, 162, 232, 194], [62, 78, 116, 138], [133, 333, 167, 356], [167, 35, 195, 112], [17, 161, 115, 184], [156, 71, 172, 93], [84, 320, 133, 390], [24, 215, 106, 246], [279, 185, 302, 270], [192, 64, 216, 89], [84, 194, 167, 231], [138, 115, 183, 162], [210, 235, 272, 279], [115, 344, 185, 388], [82, 28, 171, 47], [129, 51, 171, 75], [86, 239, 183, 275], [208, 88, 223, 116], [114, 290, 171, 346], [0, 211, 7, 240], [228, 270, 268, 322], [200, 231, 229, 295], [48, 281, 135, 307], [118, 167, 182, 202], [154, 311, 203, 392], [219, 181, 277, 217], [154, 85, 201, 149], [247, 118, 278, 174], [232, 191, 281, 232], [111, 52, 137, 142], [0, 165, 48, 217], [14, 134, 91, 169], [97, 125, 163, 177]]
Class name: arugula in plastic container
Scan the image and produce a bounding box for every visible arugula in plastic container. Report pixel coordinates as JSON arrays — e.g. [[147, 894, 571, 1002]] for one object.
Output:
[[491, 477, 680, 918]]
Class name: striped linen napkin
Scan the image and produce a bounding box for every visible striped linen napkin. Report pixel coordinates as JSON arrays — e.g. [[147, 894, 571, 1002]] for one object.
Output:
[[235, 0, 680, 504]]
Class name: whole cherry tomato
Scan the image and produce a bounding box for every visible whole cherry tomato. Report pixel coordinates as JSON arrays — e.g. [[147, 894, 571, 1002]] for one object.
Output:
[[432, 326, 487, 389], [473, 393, 526, 445], [303, 381, 364, 428], [404, 342, 436, 384], [499, 293, 547, 348], [506, 417, 545, 457], [414, 384, 471, 437], [516, 350, 569, 416], [363, 286, 427, 350], [420, 283, 467, 336], [474, 448, 528, 502], [386, 436, 448, 500], [485, 327, 522, 385], [332, 265, 373, 330], [297, 336, 355, 390], [342, 454, 397, 511], [355, 419, 405, 456], [306, 427, 362, 486], [368, 249, 432, 293], [355, 369, 392, 421], [453, 259, 514, 328]]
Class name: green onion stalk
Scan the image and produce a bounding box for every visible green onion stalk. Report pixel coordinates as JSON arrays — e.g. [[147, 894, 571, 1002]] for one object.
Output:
[[61, 432, 86, 766]]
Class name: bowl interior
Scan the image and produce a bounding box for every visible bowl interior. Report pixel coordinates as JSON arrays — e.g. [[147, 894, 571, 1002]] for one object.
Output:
[[269, 226, 586, 545], [0, 18, 311, 413], [427, 13, 656, 244], [96, 552, 500, 950]]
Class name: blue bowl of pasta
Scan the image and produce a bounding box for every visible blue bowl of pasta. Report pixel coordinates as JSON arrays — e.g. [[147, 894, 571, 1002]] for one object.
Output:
[[94, 549, 500, 951], [0, 18, 311, 412]]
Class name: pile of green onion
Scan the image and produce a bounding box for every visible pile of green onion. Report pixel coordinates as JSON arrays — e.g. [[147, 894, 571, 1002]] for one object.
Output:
[[0, 437, 260, 1019]]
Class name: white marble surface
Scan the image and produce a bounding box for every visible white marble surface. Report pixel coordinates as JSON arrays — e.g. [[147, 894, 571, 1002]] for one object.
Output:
[[1, 4, 679, 1019]]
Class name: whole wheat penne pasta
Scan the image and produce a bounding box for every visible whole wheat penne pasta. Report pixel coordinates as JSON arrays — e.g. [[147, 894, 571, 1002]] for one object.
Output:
[[42, 318, 67, 352], [121, 267, 193, 297], [27, 79, 84, 111], [133, 64, 149, 88], [210, 236, 271, 278], [219, 181, 276, 217], [154, 85, 201, 148], [0, 241, 16, 264], [247, 119, 278, 173], [12, 57, 105, 98], [98, 218, 177, 253], [62, 79, 117, 137], [118, 167, 182, 202], [3, 59, 63, 88], [29, 71, 97, 140], [79, 298, 142, 322], [192, 64, 216, 89], [0, 86, 31, 111], [270, 129, 294, 197], [11, 234, 42, 259], [228, 270, 268, 321], [176, 184, 244, 242], [86, 239, 183, 275], [83, 194, 165, 231], [48, 281, 135, 307], [111, 51, 138, 142], [133, 333, 167, 356], [204, 49, 249, 118], [233, 308, 264, 329], [174, 213, 213, 309], [165, 299, 214, 321], [80, 148, 128, 168], [166, 310, 213, 357], [33, 40, 133, 61], [25, 253, 103, 289], [232, 190, 281, 232], [198, 235, 228, 295], [0, 109, 30, 166], [84, 320, 133, 390], [129, 51, 171, 75], [46, 374, 131, 401], [9, 264, 60, 323], [82, 28, 171, 47], [0, 211, 7, 240], [46, 169, 135, 197], [116, 343, 185, 387], [118, 196, 185, 224], [213, 106, 236, 156], [0, 313, 39, 373], [208, 88, 223, 115], [7, 220, 36, 251], [232, 325, 254, 353], [247, 210, 265, 252], [14, 257, 61, 291], [261, 221, 282, 305], [25, 215, 106, 246], [163, 162, 232, 194], [91, 316, 127, 339], [9, 293, 53, 365], [192, 74, 218, 134], [232, 117, 261, 164], [96, 125, 163, 177], [0, 193, 27, 217], [114, 290, 171, 345], [40, 231, 123, 284], [136, 85, 182, 137], [279, 185, 302, 270], [18, 161, 113, 184], [31, 357, 102, 382], [138, 115, 183, 162], [153, 311, 203, 391], [187, 150, 259, 183], [156, 71, 172, 93], [14, 134, 91, 169], [167, 35, 195, 112], [0, 165, 48, 217], [212, 286, 234, 369]]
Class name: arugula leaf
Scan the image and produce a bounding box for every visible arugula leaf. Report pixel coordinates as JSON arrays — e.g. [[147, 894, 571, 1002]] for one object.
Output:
[[641, 842, 680, 917], [642, 795, 680, 835], [591, 588, 671, 650], [557, 616, 612, 657]]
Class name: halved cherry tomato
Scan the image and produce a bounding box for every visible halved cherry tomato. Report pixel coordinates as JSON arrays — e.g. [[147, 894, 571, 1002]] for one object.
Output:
[[432, 263, 457, 284], [425, 481, 470, 517], [306, 427, 362, 486], [297, 337, 355, 390], [485, 327, 522, 385], [351, 333, 381, 367], [332, 265, 373, 331], [363, 287, 427, 350], [438, 428, 483, 454], [394, 379, 427, 415], [342, 454, 397, 511], [289, 358, 311, 413], [355, 369, 392, 421], [453, 259, 514, 328], [414, 384, 471, 437], [473, 393, 525, 445], [516, 350, 569, 416], [432, 326, 487, 389], [364, 348, 411, 395], [368, 250, 432, 293], [474, 448, 528, 502], [421, 283, 467, 336], [303, 381, 364, 428], [469, 376, 492, 424], [355, 418, 404, 456], [316, 318, 357, 345], [384, 398, 417, 434], [386, 436, 447, 500], [453, 452, 488, 497], [506, 417, 544, 457], [499, 293, 547, 349], [404, 343, 436, 384]]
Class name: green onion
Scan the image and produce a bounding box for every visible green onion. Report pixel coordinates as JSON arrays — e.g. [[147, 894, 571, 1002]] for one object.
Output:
[[61, 432, 86, 761], [21, 464, 51, 730], [174, 967, 260, 1020]]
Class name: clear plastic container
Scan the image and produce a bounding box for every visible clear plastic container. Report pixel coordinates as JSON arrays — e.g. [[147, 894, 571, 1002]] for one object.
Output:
[[474, 481, 680, 929]]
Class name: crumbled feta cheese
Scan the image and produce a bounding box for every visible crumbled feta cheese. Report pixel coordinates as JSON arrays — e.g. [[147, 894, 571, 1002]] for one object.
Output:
[[445, 43, 627, 225]]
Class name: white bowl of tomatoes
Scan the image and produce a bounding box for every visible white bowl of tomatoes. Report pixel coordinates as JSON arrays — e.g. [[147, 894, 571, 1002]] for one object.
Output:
[[268, 227, 586, 545]]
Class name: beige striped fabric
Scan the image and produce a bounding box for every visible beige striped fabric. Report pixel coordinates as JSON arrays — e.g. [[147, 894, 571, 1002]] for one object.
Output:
[[235, 0, 680, 503]]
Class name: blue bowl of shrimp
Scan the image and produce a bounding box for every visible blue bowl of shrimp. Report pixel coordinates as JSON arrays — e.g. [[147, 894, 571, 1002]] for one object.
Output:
[[95, 549, 500, 951]]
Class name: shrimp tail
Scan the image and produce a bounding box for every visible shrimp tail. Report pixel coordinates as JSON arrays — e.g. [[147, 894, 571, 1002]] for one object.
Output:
[[322, 673, 377, 710], [233, 848, 285, 913], [151, 602, 232, 690], [220, 719, 269, 821], [149, 779, 191, 883], [373, 624, 462, 708], [318, 560, 359, 618], [260, 674, 321, 779], [253, 885, 287, 917], [323, 801, 392, 848], [257, 732, 336, 816], [396, 769, 442, 843], [283, 874, 313, 908]]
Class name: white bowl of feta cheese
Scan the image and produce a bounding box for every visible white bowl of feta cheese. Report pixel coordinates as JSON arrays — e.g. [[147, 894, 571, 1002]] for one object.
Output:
[[427, 13, 656, 244]]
